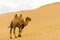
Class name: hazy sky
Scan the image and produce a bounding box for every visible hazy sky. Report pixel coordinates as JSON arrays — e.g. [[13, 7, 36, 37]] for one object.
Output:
[[0, 0, 60, 14]]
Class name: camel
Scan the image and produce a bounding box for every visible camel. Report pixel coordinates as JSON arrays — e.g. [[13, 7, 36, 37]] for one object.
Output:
[[9, 14, 31, 39]]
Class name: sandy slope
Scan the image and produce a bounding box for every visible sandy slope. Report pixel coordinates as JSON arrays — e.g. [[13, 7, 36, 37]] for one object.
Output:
[[0, 2, 60, 40]]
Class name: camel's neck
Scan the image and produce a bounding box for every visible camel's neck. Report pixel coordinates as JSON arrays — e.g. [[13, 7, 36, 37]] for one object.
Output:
[[24, 20, 29, 26]]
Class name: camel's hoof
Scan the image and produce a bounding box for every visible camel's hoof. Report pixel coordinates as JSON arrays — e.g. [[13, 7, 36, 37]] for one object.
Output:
[[15, 36, 17, 38], [18, 35, 21, 37], [10, 37, 12, 39]]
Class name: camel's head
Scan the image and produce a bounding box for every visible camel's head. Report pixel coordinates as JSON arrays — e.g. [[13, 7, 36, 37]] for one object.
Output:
[[26, 17, 31, 22]]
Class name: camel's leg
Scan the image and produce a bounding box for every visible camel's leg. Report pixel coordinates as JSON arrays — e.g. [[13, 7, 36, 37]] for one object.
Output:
[[13, 27, 17, 38], [18, 27, 22, 37], [10, 27, 13, 39], [18, 25, 24, 37]]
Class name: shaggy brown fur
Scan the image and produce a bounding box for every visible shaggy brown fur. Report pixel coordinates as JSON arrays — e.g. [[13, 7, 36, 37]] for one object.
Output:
[[9, 14, 31, 39]]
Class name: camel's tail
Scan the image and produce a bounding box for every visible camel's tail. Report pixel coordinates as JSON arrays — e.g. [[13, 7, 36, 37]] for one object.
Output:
[[8, 26, 10, 28], [8, 21, 12, 28]]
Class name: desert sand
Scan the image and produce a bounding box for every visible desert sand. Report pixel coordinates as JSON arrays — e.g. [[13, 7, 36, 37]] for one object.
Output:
[[0, 2, 60, 40]]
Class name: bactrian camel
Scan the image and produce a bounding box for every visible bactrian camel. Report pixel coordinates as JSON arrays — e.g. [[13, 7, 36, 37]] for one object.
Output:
[[8, 14, 31, 39]]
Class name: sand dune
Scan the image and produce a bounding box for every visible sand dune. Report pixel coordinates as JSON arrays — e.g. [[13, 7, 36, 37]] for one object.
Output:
[[0, 2, 60, 40]]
